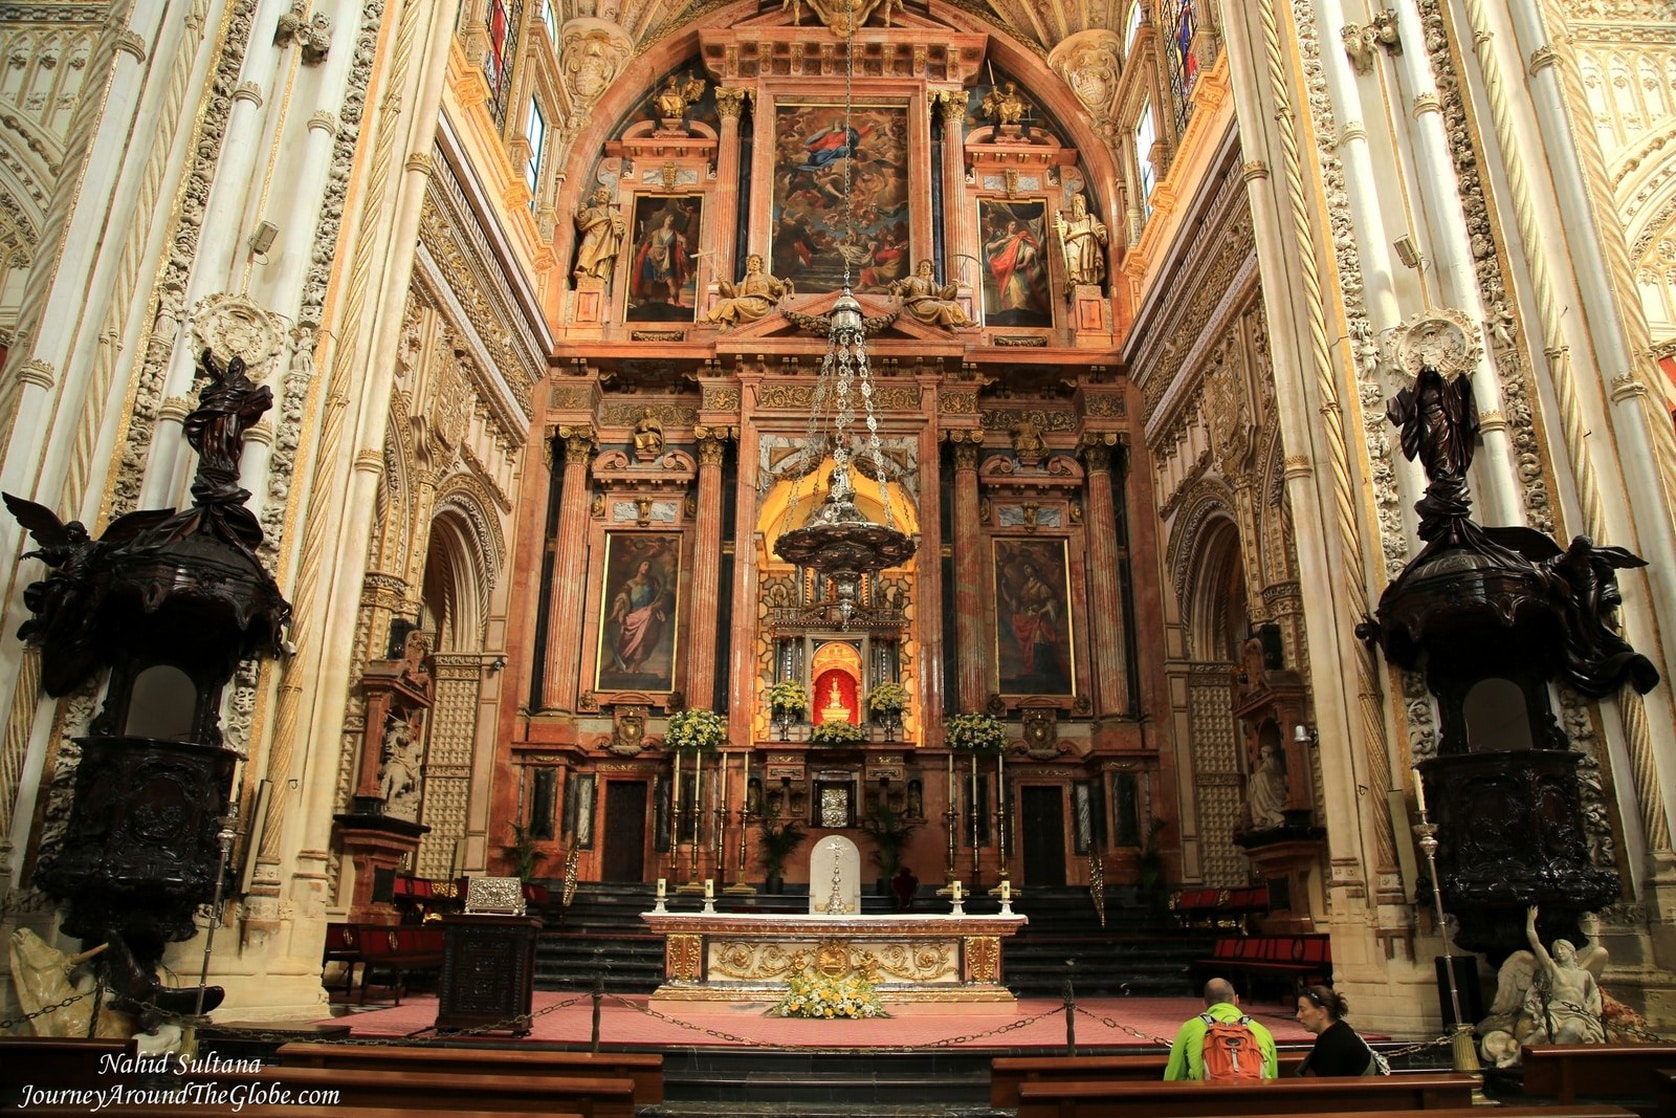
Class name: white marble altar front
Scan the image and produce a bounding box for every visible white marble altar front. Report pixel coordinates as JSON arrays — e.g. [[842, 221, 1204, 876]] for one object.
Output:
[[641, 911, 1028, 1012]]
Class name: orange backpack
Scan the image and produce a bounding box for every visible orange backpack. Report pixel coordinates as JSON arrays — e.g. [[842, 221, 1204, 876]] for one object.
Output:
[[1198, 1013, 1265, 1081]]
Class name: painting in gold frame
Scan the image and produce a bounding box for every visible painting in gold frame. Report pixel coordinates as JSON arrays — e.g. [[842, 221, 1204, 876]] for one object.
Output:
[[595, 532, 682, 693], [993, 537, 1075, 696]]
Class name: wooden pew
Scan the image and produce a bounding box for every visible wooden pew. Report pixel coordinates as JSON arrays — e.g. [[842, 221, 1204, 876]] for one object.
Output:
[[1014, 1072, 1476, 1117], [1522, 1043, 1676, 1113], [990, 1052, 1308, 1107], [180, 1067, 634, 1118], [275, 1042, 664, 1105], [24, 1108, 584, 1118], [0, 1038, 133, 1108], [1149, 1110, 1633, 1118], [355, 924, 445, 1004]]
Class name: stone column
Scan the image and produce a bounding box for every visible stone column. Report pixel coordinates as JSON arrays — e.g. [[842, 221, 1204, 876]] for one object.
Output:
[[951, 439, 987, 710], [937, 94, 974, 288], [685, 433, 729, 710], [1080, 439, 1130, 716], [708, 89, 751, 285], [541, 426, 596, 711]]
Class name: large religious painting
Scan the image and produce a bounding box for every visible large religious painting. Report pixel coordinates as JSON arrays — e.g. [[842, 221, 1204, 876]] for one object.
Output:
[[772, 103, 910, 294], [978, 199, 1053, 327], [595, 532, 682, 692], [993, 538, 1075, 696], [626, 196, 702, 322]]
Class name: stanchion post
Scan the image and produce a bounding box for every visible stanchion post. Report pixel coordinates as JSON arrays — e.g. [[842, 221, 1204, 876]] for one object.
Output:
[[591, 948, 606, 1054], [1063, 960, 1077, 1057]]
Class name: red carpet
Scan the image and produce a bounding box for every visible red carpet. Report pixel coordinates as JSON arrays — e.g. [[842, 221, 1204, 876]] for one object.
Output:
[[325, 993, 1317, 1050]]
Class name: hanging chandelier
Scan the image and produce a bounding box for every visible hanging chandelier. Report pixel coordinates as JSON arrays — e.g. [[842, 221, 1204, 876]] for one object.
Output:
[[772, 8, 915, 625]]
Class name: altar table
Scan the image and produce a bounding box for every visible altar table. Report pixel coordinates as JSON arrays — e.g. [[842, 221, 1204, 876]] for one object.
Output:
[[640, 910, 1028, 1011]]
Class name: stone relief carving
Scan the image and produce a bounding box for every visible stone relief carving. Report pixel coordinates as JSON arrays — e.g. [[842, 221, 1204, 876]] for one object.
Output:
[[1383, 306, 1483, 380], [187, 293, 285, 381], [1048, 30, 1123, 132], [560, 18, 632, 110]]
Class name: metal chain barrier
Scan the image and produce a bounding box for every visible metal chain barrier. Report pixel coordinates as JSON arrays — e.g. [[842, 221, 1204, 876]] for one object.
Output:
[[0, 989, 94, 1033], [1071, 1004, 1174, 1046]]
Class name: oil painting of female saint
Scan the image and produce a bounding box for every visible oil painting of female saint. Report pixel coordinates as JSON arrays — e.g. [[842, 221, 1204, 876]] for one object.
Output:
[[626, 197, 701, 321], [772, 103, 910, 294], [596, 533, 682, 692], [978, 199, 1052, 327], [994, 538, 1075, 696]]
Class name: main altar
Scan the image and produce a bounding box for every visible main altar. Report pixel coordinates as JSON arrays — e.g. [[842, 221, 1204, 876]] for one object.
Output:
[[641, 911, 1028, 1012]]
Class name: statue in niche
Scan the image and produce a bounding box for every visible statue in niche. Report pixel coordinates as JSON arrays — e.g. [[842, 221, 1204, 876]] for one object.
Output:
[[1009, 419, 1046, 467], [1244, 744, 1288, 831], [655, 72, 706, 126], [573, 187, 626, 284], [705, 253, 793, 329], [632, 407, 664, 458], [1055, 192, 1108, 290], [982, 81, 1028, 128], [891, 260, 973, 329], [379, 714, 424, 821]]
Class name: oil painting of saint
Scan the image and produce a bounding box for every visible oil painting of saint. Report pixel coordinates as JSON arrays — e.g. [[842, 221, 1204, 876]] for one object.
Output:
[[994, 538, 1075, 696], [978, 199, 1053, 327], [596, 533, 682, 692], [626, 197, 702, 322], [772, 103, 910, 294]]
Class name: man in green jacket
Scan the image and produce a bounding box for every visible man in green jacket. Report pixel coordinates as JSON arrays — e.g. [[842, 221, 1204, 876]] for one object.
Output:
[[1164, 978, 1279, 1080]]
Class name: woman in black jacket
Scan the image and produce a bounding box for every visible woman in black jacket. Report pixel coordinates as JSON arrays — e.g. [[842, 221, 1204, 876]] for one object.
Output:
[[1295, 985, 1376, 1076]]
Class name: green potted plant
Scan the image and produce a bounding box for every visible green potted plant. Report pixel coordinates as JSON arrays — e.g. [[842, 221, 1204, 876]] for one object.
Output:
[[859, 800, 921, 891], [504, 822, 547, 884], [764, 679, 810, 740], [865, 682, 909, 739], [809, 719, 866, 745], [945, 711, 1008, 754], [664, 707, 726, 752], [757, 815, 806, 894]]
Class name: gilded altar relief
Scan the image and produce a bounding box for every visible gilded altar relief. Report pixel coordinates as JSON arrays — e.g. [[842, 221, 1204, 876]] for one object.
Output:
[[595, 532, 682, 692], [771, 102, 910, 294]]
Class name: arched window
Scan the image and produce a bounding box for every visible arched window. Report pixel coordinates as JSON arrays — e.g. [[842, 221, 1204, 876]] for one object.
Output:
[[1134, 100, 1158, 218], [524, 97, 547, 206], [1159, 0, 1198, 130], [483, 0, 524, 127], [1123, 2, 1144, 58]]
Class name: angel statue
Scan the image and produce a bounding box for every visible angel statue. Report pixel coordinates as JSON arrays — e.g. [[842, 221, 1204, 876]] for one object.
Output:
[[1478, 904, 1605, 1066]]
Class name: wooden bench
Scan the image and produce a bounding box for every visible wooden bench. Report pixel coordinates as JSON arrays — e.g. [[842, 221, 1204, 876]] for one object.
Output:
[[354, 924, 445, 1004], [1014, 1072, 1475, 1117], [990, 1052, 1308, 1107], [1193, 933, 1331, 995], [322, 921, 365, 994], [180, 1067, 634, 1117], [276, 1042, 664, 1105], [1143, 1110, 1633, 1118], [1170, 886, 1271, 930], [1521, 1043, 1676, 1114], [0, 1038, 132, 1107]]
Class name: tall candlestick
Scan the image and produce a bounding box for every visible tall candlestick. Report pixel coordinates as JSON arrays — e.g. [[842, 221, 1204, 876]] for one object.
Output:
[[671, 750, 682, 851], [721, 751, 731, 818], [1414, 769, 1428, 816]]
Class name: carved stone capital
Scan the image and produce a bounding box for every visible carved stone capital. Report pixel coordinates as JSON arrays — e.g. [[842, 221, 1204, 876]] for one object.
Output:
[[952, 442, 981, 471], [714, 86, 751, 120], [560, 425, 597, 465]]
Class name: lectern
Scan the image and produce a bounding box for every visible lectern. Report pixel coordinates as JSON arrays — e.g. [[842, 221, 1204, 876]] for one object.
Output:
[[436, 913, 541, 1034]]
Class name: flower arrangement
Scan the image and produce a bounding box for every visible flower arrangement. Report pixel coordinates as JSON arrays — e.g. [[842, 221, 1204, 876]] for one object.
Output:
[[809, 719, 866, 745], [865, 682, 909, 716], [945, 711, 1007, 754], [772, 972, 887, 1019], [664, 708, 727, 752], [764, 679, 810, 719]]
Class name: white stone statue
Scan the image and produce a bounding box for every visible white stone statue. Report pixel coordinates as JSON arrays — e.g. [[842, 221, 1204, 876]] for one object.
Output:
[[1478, 904, 1606, 1065], [1245, 744, 1289, 830]]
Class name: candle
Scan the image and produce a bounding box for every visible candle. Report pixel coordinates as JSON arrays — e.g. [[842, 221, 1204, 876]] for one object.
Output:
[[704, 878, 715, 899], [1001, 880, 1011, 903], [657, 878, 666, 898], [951, 880, 962, 902], [721, 751, 730, 816], [1414, 770, 1428, 816]]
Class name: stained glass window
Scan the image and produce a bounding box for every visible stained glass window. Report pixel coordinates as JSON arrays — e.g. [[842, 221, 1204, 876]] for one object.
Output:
[[483, 0, 524, 128], [1160, 0, 1198, 131]]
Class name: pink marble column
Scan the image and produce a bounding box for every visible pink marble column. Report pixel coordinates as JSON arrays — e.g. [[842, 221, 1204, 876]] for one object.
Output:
[[1080, 439, 1130, 715], [541, 427, 596, 711], [937, 94, 973, 286], [914, 413, 945, 734], [684, 434, 729, 711], [951, 438, 987, 711], [707, 89, 750, 285]]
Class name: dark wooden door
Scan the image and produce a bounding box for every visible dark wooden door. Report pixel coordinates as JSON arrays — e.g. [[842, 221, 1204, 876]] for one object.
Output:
[[601, 780, 648, 882], [1021, 785, 1067, 887]]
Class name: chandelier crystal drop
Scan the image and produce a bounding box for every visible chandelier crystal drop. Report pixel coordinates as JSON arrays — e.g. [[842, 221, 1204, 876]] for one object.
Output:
[[771, 9, 915, 626]]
